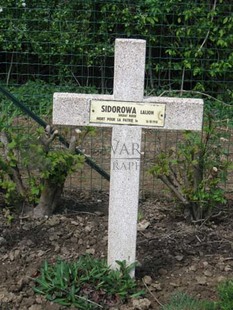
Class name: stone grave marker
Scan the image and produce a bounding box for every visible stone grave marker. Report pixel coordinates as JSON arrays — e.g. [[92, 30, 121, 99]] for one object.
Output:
[[53, 38, 204, 276]]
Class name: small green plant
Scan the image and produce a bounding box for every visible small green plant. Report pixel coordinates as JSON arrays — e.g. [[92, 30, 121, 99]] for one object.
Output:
[[33, 256, 144, 309], [2, 207, 14, 225], [161, 292, 217, 310], [149, 115, 230, 221], [162, 279, 233, 310], [137, 210, 144, 222], [217, 279, 233, 310]]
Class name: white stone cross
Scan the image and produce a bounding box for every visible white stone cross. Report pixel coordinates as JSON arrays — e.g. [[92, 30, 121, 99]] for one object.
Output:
[[53, 39, 203, 276]]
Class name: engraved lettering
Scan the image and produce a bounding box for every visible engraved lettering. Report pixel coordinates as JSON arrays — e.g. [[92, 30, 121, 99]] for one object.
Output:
[[132, 143, 140, 155], [112, 160, 140, 171], [123, 118, 133, 122], [111, 140, 142, 156], [120, 143, 130, 155], [140, 110, 154, 115], [101, 105, 136, 114], [111, 140, 120, 154]]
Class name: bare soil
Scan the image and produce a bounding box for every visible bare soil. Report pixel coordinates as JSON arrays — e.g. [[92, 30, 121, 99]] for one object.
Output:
[[1, 191, 233, 310]]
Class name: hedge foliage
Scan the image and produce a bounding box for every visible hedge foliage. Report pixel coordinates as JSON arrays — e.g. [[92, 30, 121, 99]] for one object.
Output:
[[0, 0, 232, 102]]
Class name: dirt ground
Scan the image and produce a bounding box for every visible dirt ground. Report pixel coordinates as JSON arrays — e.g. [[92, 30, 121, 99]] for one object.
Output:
[[1, 191, 233, 310]]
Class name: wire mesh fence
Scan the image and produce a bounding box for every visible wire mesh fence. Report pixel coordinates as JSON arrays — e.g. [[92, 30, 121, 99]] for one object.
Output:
[[0, 0, 232, 197]]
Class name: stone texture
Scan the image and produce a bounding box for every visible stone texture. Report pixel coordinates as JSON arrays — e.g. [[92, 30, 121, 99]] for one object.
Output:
[[108, 126, 141, 273], [113, 39, 146, 101], [144, 96, 203, 131], [53, 93, 113, 127], [53, 93, 203, 131], [107, 39, 145, 275]]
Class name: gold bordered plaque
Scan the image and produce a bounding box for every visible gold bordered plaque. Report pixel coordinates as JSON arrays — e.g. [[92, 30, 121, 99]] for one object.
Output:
[[89, 100, 166, 127]]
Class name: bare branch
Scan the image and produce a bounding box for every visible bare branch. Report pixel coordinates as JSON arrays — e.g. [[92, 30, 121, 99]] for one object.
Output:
[[180, 67, 185, 95], [159, 175, 189, 205], [197, 0, 217, 53], [69, 135, 77, 153], [39, 125, 58, 152]]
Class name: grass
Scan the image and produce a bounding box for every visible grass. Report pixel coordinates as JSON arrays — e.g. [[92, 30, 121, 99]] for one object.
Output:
[[161, 281, 233, 310], [33, 255, 144, 309], [161, 292, 218, 310]]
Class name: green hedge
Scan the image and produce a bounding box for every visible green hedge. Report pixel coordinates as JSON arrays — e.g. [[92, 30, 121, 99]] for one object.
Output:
[[0, 0, 232, 102]]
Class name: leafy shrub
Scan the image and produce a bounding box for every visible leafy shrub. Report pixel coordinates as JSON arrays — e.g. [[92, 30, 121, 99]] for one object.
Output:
[[33, 256, 144, 309], [1, 1, 232, 100], [0, 116, 85, 216], [149, 115, 230, 220]]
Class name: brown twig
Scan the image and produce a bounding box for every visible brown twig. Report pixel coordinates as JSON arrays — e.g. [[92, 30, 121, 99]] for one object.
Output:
[[159, 175, 189, 205], [180, 66, 185, 95], [142, 279, 164, 307], [223, 257, 233, 261], [39, 125, 58, 152], [197, 0, 217, 53]]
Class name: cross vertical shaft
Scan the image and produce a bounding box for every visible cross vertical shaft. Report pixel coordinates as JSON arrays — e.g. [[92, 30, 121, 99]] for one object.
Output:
[[107, 39, 146, 276]]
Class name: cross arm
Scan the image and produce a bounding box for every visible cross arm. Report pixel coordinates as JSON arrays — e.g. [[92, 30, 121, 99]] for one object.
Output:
[[53, 93, 113, 127], [144, 96, 204, 131], [53, 93, 203, 131]]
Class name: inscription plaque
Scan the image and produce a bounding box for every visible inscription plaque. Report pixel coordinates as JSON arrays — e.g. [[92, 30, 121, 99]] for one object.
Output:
[[90, 100, 166, 127]]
